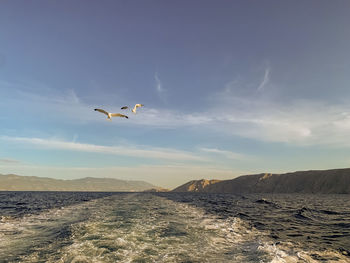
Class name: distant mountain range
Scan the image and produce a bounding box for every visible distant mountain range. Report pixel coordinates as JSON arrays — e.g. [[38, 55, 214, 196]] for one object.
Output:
[[172, 168, 350, 194], [3, 168, 350, 193], [0, 174, 156, 192]]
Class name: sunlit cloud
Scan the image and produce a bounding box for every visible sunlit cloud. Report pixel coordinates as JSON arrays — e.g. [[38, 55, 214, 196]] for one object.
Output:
[[199, 147, 246, 160]]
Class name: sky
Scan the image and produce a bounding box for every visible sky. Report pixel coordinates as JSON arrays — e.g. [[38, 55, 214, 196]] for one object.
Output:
[[1, 0, 350, 188]]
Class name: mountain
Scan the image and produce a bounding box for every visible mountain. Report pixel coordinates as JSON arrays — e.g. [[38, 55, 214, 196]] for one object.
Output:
[[172, 179, 221, 192], [172, 168, 350, 194], [0, 174, 155, 192]]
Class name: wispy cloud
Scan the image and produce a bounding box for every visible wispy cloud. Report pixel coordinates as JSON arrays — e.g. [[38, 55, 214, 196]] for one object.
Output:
[[126, 108, 213, 128], [154, 71, 167, 101], [209, 94, 350, 147], [0, 158, 21, 164], [5, 86, 348, 147], [155, 71, 163, 93], [3, 77, 350, 148], [1, 136, 205, 161], [257, 67, 270, 91], [199, 147, 246, 160]]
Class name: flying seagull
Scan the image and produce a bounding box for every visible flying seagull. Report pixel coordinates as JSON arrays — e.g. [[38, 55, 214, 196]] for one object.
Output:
[[94, 108, 129, 120], [121, 106, 129, 110], [132, 104, 144, 114]]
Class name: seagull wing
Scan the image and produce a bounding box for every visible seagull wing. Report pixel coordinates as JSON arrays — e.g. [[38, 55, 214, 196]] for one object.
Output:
[[132, 104, 144, 113], [111, 113, 129, 119], [121, 106, 129, 110], [94, 108, 109, 116]]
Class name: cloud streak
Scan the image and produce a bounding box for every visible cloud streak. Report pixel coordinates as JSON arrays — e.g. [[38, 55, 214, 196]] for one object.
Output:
[[1, 136, 205, 161], [199, 147, 246, 160], [154, 71, 167, 101], [155, 71, 163, 93], [0, 158, 21, 164], [257, 67, 270, 91]]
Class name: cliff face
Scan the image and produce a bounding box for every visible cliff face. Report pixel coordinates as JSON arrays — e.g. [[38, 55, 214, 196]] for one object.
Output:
[[172, 168, 350, 194], [172, 179, 221, 192], [0, 174, 155, 192]]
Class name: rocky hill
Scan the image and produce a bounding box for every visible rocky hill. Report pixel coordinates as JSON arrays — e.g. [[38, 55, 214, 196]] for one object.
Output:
[[172, 168, 350, 194], [172, 179, 221, 192], [0, 174, 155, 192]]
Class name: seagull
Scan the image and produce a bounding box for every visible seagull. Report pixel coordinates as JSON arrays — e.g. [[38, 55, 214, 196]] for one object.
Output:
[[94, 108, 128, 120], [121, 106, 129, 110], [132, 104, 144, 114]]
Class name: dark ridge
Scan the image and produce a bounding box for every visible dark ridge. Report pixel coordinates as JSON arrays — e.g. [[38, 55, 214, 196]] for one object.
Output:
[[172, 168, 350, 194]]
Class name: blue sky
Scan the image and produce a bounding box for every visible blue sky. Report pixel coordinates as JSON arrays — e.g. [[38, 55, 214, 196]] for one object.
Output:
[[1, 1, 350, 188]]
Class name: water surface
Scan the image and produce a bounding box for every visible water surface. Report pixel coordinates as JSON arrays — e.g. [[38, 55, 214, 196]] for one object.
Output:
[[0, 192, 349, 262]]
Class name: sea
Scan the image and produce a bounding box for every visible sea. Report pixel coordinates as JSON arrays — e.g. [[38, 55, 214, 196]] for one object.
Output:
[[0, 192, 349, 263]]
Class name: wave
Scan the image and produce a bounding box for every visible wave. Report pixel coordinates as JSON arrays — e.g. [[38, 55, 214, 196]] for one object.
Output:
[[255, 198, 281, 209], [1, 193, 349, 262]]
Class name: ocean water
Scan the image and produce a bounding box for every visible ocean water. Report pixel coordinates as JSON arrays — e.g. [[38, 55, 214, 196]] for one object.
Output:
[[0, 192, 349, 262]]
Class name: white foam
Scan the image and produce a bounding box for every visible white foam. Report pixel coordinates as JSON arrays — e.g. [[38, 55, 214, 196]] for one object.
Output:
[[34, 194, 270, 262], [258, 239, 350, 263], [2, 193, 349, 263]]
